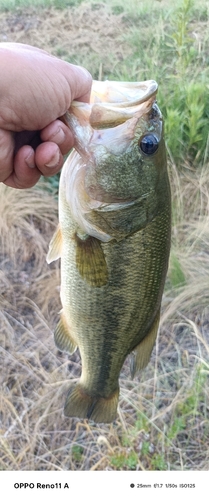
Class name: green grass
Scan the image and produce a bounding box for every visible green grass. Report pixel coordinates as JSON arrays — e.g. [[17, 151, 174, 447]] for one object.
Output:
[[169, 252, 187, 289], [0, 0, 83, 11], [112, 0, 209, 165], [41, 0, 209, 168]]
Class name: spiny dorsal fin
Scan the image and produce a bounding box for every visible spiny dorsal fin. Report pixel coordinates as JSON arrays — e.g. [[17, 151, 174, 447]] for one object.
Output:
[[54, 311, 77, 354], [75, 233, 108, 287], [130, 309, 160, 378], [46, 224, 62, 264]]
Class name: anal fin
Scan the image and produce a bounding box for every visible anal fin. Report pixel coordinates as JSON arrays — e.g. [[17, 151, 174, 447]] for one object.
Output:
[[54, 311, 77, 354], [75, 233, 108, 287], [46, 224, 62, 264], [130, 309, 160, 379]]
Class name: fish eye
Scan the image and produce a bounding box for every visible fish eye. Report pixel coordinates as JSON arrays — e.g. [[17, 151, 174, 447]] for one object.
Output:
[[139, 134, 159, 155]]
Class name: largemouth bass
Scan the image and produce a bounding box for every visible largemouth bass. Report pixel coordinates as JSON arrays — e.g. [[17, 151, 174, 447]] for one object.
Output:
[[47, 80, 171, 423]]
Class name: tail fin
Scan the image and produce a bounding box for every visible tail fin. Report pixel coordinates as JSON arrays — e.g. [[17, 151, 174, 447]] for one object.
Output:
[[64, 382, 119, 423]]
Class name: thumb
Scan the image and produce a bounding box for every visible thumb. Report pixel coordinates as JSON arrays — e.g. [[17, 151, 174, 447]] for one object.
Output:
[[61, 62, 92, 105], [0, 129, 14, 182]]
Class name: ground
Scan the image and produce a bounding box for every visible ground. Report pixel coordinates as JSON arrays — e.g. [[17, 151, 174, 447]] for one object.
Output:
[[0, 3, 129, 78]]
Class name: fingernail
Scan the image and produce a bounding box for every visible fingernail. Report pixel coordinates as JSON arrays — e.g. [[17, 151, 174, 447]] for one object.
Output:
[[50, 127, 65, 144], [45, 149, 60, 168], [25, 152, 35, 169]]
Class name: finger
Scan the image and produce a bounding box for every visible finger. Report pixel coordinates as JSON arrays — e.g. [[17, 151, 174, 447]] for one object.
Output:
[[4, 145, 41, 189], [34, 142, 64, 176], [0, 128, 14, 182], [3, 141, 64, 189], [40, 120, 74, 155], [61, 63, 92, 105]]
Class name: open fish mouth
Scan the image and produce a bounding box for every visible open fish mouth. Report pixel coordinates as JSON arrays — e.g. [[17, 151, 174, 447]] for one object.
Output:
[[64, 79, 158, 132], [90, 79, 158, 104]]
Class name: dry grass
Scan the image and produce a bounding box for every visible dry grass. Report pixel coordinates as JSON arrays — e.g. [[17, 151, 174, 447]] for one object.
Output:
[[0, 165, 208, 471], [0, 3, 128, 78]]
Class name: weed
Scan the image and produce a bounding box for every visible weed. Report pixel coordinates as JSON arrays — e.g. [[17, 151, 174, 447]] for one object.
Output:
[[110, 450, 138, 470], [71, 444, 84, 462], [168, 0, 195, 72], [169, 252, 186, 289], [151, 454, 167, 471], [140, 441, 150, 456], [167, 416, 186, 441]]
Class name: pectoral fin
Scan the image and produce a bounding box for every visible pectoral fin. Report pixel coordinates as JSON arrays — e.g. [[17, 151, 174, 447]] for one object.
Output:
[[46, 224, 62, 263], [75, 233, 108, 287], [54, 311, 77, 354], [130, 309, 160, 378]]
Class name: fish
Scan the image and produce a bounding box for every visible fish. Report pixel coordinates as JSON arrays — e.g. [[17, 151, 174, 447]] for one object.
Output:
[[46, 79, 171, 424]]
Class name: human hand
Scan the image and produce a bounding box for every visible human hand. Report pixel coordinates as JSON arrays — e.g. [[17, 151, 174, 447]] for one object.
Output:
[[0, 43, 92, 188]]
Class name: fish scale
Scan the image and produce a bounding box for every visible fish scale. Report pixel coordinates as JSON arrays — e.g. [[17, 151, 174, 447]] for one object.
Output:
[[47, 80, 171, 423]]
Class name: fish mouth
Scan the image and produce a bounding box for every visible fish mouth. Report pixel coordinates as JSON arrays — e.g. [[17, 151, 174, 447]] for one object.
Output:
[[68, 79, 158, 128], [90, 79, 158, 106], [63, 79, 158, 154]]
